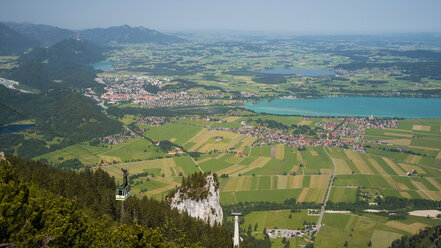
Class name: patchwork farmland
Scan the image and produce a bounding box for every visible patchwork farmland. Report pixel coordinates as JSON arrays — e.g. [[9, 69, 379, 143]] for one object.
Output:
[[80, 116, 441, 247]]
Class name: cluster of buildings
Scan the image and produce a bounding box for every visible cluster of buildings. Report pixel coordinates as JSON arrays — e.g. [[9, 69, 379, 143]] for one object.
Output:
[[207, 125, 359, 150], [406, 169, 417, 176], [239, 91, 260, 98], [99, 75, 168, 86], [95, 75, 233, 108], [167, 147, 185, 155], [136, 91, 224, 108], [334, 67, 402, 77], [318, 117, 399, 139], [89, 76, 264, 108], [206, 116, 399, 152], [340, 116, 399, 130], [98, 128, 139, 145], [99, 76, 226, 107], [266, 229, 303, 239], [82, 88, 99, 102], [136, 116, 178, 127]]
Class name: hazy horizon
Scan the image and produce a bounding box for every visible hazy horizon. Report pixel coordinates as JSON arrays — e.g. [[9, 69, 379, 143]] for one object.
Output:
[[1, 0, 441, 34]]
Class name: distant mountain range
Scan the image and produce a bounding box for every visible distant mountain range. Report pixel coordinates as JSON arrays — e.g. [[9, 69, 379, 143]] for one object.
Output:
[[0, 22, 185, 56], [1, 22, 186, 89], [80, 25, 185, 45], [5, 22, 77, 46]]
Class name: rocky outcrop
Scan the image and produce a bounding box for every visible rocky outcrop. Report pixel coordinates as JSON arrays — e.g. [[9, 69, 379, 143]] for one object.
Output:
[[169, 173, 223, 226]]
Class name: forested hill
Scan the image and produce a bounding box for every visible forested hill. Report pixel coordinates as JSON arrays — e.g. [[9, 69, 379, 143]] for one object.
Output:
[[0, 86, 122, 158], [81, 25, 186, 45], [20, 38, 105, 64], [390, 224, 441, 247], [5, 22, 76, 46], [0, 23, 39, 56], [9, 38, 104, 91], [1, 155, 232, 247]]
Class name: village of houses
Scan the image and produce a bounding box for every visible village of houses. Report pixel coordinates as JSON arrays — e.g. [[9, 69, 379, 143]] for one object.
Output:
[[100, 113, 400, 164]]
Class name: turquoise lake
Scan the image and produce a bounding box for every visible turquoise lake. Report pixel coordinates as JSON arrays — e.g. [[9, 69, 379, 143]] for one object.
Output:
[[258, 68, 335, 76], [91, 61, 115, 71], [244, 97, 441, 118]]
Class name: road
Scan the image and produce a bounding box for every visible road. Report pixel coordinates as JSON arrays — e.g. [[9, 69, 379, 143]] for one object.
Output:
[[190, 156, 204, 173], [316, 146, 337, 232]]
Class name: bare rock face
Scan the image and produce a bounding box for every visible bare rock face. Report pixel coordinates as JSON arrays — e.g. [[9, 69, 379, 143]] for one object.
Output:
[[169, 173, 223, 226]]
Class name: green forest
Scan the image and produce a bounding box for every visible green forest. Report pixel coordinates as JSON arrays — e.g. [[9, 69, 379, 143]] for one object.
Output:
[[0, 155, 232, 247]]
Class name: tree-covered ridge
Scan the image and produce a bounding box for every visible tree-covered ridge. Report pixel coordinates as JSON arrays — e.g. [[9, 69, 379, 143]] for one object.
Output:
[[5, 22, 76, 46], [4, 155, 232, 247], [0, 158, 204, 248], [9, 38, 104, 91], [40, 38, 105, 64], [390, 224, 441, 248], [80, 25, 185, 45], [168, 172, 219, 202], [0, 87, 123, 158], [0, 22, 39, 56]]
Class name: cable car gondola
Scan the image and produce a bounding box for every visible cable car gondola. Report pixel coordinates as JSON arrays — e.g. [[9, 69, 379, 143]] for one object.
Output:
[[116, 168, 131, 201]]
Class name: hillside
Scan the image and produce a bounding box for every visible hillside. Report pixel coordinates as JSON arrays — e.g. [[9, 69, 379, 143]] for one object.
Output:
[[1, 155, 232, 247], [45, 38, 105, 64], [0, 157, 205, 247], [0, 23, 39, 55], [9, 38, 104, 91], [390, 224, 441, 247], [0, 86, 123, 158], [5, 22, 76, 46], [81, 25, 185, 45], [18, 38, 105, 64]]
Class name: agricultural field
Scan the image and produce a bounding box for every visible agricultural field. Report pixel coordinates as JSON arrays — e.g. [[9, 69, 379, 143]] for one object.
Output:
[[364, 119, 441, 167], [34, 114, 441, 247], [315, 213, 441, 248], [220, 189, 304, 205], [181, 128, 256, 153], [57, 116, 441, 210], [36, 138, 165, 165], [96, 36, 441, 248], [236, 209, 319, 234], [141, 122, 203, 145], [328, 187, 358, 203]]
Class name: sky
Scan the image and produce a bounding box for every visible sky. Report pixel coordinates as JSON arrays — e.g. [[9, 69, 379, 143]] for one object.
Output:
[[1, 0, 441, 34]]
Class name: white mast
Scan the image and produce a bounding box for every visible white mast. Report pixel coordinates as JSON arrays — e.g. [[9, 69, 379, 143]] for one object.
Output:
[[232, 212, 242, 247]]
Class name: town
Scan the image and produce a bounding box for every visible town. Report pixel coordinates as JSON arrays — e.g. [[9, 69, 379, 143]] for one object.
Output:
[[129, 114, 399, 153], [92, 75, 233, 107]]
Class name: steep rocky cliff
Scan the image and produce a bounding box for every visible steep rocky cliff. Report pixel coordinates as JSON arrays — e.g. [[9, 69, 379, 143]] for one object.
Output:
[[168, 172, 223, 226]]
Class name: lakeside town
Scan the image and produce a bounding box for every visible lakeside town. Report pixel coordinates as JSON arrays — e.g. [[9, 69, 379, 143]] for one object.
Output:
[[128, 115, 399, 154], [89, 75, 238, 108], [82, 75, 266, 109]]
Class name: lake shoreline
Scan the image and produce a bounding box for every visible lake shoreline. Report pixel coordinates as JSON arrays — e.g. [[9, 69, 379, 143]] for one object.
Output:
[[244, 96, 441, 119]]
